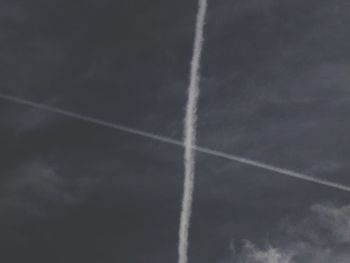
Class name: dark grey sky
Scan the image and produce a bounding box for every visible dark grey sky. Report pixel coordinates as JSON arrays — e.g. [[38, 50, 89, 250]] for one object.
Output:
[[1, 0, 350, 262]]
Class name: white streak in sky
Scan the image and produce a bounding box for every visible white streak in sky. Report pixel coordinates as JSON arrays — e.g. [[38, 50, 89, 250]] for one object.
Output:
[[0, 93, 350, 194], [179, 1, 208, 263]]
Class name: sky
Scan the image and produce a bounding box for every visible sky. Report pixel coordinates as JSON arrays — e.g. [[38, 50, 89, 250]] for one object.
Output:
[[1, 0, 350, 262]]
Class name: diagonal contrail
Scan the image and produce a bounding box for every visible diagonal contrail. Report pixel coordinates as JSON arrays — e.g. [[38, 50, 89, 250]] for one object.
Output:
[[0, 93, 182, 146], [1, 92, 350, 195], [179, 0, 208, 263], [0, 93, 350, 192]]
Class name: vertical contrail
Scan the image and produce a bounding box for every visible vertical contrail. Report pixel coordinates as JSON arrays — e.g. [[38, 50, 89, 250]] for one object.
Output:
[[178, 1, 208, 263]]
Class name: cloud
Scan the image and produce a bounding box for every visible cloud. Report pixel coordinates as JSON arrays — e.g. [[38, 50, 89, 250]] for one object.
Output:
[[0, 161, 78, 219], [231, 203, 350, 263], [237, 242, 292, 263], [0, 159, 95, 242]]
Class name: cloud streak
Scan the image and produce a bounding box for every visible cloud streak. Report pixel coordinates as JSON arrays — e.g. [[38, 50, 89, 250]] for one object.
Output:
[[179, 1, 208, 263]]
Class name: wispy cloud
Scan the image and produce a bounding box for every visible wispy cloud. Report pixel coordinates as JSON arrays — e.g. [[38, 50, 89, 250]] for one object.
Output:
[[0, 160, 92, 241], [231, 203, 350, 263]]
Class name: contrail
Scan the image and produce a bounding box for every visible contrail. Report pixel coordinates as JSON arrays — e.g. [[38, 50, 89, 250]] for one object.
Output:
[[1, 93, 350, 195], [0, 93, 182, 146], [179, 0, 208, 263]]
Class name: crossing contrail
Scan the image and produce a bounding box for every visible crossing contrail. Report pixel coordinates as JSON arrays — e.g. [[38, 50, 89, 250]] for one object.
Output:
[[179, 0, 208, 263], [1, 92, 350, 195]]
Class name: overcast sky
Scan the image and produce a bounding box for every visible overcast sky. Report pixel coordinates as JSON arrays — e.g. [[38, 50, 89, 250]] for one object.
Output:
[[1, 0, 350, 262]]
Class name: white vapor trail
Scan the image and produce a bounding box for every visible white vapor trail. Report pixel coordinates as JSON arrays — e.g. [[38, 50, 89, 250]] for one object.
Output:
[[179, 1, 208, 263], [1, 92, 350, 195]]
